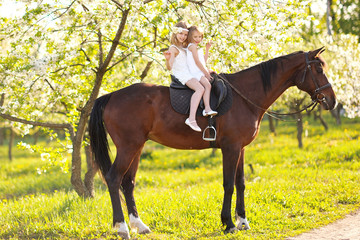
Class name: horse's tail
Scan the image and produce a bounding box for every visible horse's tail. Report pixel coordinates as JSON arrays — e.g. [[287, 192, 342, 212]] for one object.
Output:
[[89, 93, 113, 178]]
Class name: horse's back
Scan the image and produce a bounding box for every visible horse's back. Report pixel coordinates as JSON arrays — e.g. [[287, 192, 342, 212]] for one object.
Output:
[[102, 83, 172, 143]]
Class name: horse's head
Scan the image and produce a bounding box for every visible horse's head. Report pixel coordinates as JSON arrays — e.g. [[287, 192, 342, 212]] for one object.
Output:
[[294, 47, 336, 110]]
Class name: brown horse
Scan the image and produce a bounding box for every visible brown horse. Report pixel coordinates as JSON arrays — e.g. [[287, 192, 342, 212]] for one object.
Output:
[[89, 47, 336, 239]]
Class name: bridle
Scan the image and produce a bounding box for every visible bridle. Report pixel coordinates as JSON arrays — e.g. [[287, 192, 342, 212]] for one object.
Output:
[[301, 52, 332, 106], [218, 51, 332, 119]]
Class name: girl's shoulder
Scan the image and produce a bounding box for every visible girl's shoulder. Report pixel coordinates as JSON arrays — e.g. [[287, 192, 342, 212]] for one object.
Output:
[[187, 43, 197, 51], [169, 45, 182, 53]]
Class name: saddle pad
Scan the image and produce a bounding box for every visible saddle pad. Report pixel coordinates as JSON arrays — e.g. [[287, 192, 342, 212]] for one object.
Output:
[[169, 80, 233, 116]]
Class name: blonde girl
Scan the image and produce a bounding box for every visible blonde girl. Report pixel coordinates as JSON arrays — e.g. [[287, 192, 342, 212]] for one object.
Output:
[[186, 25, 217, 117]]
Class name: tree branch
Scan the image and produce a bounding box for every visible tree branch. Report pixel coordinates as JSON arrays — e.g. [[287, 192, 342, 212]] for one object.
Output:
[[0, 93, 4, 107], [101, 8, 130, 71], [105, 52, 134, 73], [111, 0, 123, 9], [186, 0, 205, 5], [98, 29, 104, 66], [105, 40, 154, 72], [80, 48, 92, 63], [140, 61, 153, 81], [0, 112, 72, 130]]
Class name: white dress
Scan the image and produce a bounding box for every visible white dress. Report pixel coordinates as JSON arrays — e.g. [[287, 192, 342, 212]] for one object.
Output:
[[187, 43, 207, 81], [170, 45, 193, 85]]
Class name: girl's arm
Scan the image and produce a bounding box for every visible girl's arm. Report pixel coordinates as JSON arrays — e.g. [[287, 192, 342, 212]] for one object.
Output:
[[188, 44, 211, 80], [164, 47, 179, 70], [204, 41, 212, 62]]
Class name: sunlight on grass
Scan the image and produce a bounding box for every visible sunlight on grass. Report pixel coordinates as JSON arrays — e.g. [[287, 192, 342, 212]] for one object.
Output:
[[0, 114, 360, 239]]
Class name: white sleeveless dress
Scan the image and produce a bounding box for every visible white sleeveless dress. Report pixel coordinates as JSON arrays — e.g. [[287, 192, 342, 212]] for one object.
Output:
[[170, 45, 193, 85], [187, 43, 207, 80]]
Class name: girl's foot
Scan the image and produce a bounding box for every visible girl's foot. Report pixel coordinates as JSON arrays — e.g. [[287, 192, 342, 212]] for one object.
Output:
[[185, 118, 201, 132], [202, 109, 218, 117]]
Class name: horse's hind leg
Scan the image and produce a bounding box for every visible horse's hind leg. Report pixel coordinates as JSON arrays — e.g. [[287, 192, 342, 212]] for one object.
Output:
[[106, 145, 143, 239], [121, 147, 151, 234], [235, 149, 250, 230]]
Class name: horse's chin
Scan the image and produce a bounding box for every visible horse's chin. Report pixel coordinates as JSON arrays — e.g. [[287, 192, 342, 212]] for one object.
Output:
[[320, 97, 337, 110]]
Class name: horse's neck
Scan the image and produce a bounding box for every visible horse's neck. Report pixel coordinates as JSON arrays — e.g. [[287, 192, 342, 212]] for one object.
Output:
[[262, 71, 296, 109], [264, 59, 304, 108], [229, 57, 302, 113]]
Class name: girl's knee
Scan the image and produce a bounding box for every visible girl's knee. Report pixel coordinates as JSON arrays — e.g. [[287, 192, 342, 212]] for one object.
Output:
[[201, 77, 211, 88], [196, 85, 205, 94]]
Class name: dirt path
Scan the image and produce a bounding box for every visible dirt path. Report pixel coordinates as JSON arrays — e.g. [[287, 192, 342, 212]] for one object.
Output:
[[287, 209, 360, 240]]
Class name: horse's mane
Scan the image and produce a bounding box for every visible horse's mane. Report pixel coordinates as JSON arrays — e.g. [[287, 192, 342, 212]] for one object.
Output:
[[224, 51, 304, 93]]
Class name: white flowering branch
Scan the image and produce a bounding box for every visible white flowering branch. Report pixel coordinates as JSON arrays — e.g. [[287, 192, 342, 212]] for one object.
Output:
[[0, 113, 74, 138]]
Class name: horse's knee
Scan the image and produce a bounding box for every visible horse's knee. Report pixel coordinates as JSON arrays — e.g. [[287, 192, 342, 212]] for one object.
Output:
[[223, 183, 234, 195], [105, 172, 122, 192], [237, 181, 245, 192], [121, 176, 135, 193]]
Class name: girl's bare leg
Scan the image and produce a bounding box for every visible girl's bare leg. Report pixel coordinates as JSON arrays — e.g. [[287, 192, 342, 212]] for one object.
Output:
[[185, 78, 204, 131], [200, 76, 213, 112]]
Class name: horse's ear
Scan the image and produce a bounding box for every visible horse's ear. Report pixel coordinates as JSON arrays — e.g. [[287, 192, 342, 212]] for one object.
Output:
[[310, 46, 326, 59]]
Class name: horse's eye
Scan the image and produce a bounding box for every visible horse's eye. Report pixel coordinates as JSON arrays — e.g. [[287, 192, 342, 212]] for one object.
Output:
[[316, 65, 323, 73]]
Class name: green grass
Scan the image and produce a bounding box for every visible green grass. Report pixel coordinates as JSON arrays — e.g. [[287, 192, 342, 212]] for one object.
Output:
[[0, 114, 360, 239]]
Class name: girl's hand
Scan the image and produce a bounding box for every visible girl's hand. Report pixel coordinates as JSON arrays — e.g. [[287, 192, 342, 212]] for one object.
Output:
[[205, 72, 212, 81], [163, 51, 171, 60], [206, 41, 212, 50]]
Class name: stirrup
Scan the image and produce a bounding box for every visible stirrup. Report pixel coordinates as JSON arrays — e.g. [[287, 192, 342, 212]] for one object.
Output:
[[202, 125, 217, 141]]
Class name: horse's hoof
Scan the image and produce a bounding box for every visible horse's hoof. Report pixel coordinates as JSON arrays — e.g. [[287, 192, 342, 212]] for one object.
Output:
[[139, 228, 151, 234], [224, 226, 238, 234], [114, 222, 130, 239], [235, 214, 251, 230], [129, 214, 151, 234], [117, 231, 131, 239]]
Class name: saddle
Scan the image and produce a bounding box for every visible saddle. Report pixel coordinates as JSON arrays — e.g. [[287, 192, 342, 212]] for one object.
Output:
[[169, 73, 233, 116]]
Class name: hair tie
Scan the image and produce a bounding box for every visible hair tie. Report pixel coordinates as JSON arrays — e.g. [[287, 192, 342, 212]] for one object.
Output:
[[173, 26, 189, 34]]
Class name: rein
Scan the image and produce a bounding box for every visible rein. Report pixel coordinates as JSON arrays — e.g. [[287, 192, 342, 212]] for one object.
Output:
[[219, 74, 318, 121], [218, 52, 331, 120]]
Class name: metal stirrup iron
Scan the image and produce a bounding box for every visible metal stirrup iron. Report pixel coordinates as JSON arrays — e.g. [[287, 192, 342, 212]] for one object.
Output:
[[202, 116, 217, 141]]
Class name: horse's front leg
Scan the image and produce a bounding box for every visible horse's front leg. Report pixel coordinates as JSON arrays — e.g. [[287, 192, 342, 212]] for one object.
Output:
[[121, 148, 151, 234], [221, 144, 242, 233], [235, 149, 250, 230]]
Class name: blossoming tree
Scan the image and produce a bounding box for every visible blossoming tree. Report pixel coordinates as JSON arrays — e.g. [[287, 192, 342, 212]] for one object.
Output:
[[0, 0, 310, 197]]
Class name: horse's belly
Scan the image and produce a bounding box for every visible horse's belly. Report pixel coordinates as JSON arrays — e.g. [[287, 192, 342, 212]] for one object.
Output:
[[148, 133, 211, 150]]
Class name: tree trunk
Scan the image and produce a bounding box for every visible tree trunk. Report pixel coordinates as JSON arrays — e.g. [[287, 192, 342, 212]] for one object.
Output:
[[317, 107, 328, 131], [84, 142, 96, 198], [33, 129, 39, 145], [70, 113, 89, 197], [0, 125, 4, 145], [8, 128, 14, 161], [70, 9, 130, 198], [0, 94, 4, 146], [330, 103, 342, 125], [296, 112, 303, 148], [268, 115, 276, 135], [326, 0, 332, 35]]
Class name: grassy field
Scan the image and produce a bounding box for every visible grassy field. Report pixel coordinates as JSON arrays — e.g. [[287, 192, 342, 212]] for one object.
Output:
[[1, 114, 360, 239]]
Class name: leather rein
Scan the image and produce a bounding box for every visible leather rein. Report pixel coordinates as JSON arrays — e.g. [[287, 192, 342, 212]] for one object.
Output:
[[218, 52, 332, 119]]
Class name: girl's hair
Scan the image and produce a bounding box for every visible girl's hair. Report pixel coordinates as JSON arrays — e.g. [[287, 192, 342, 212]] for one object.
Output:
[[170, 21, 188, 48], [186, 25, 204, 45]]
